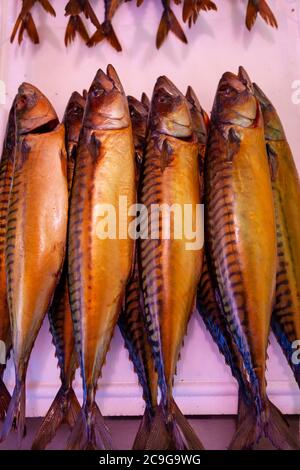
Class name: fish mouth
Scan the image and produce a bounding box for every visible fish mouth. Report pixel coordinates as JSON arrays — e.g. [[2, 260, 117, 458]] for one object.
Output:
[[238, 66, 254, 93], [154, 76, 181, 97], [169, 119, 190, 129], [16, 83, 59, 134], [186, 86, 201, 111], [92, 65, 124, 95], [127, 95, 148, 118]]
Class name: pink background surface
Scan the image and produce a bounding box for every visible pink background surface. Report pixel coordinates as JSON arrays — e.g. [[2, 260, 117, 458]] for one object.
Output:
[[0, 0, 300, 416]]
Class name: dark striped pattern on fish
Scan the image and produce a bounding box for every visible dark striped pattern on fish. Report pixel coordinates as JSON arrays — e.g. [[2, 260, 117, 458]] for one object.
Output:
[[197, 256, 251, 403], [119, 255, 157, 411], [139, 76, 204, 450], [2, 117, 68, 445], [271, 195, 300, 384], [205, 69, 300, 451], [139, 136, 166, 397], [253, 83, 300, 389], [0, 102, 15, 362], [67, 66, 136, 451], [205, 124, 264, 409], [48, 272, 77, 388]]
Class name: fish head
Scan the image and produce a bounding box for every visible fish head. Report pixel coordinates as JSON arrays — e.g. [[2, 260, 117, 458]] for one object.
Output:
[[84, 65, 130, 130], [128, 95, 148, 147], [64, 91, 86, 142], [186, 86, 209, 144], [212, 67, 259, 128], [149, 76, 193, 138], [253, 83, 285, 141], [16, 83, 59, 134]]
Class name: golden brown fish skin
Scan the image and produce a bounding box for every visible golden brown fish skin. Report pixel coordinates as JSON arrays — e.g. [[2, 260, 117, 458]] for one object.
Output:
[[46, 91, 85, 389], [6, 122, 68, 379], [253, 83, 300, 385], [140, 76, 203, 405], [205, 68, 277, 414], [139, 77, 204, 450], [119, 95, 158, 414], [67, 66, 135, 449], [0, 84, 67, 444], [31, 91, 85, 450]]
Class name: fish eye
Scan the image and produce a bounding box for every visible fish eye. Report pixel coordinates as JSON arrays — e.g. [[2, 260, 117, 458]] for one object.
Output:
[[130, 108, 138, 119], [219, 85, 235, 97], [158, 94, 171, 104], [92, 86, 104, 98], [17, 94, 27, 107]]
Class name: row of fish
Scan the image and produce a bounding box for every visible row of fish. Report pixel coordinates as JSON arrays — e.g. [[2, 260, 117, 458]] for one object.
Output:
[[0, 64, 299, 450], [11, 1, 278, 49]]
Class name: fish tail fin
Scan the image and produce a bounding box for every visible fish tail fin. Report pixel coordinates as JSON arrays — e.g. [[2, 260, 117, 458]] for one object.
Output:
[[156, 7, 187, 49], [236, 388, 251, 427], [37, 0, 56, 17], [87, 22, 122, 51], [0, 376, 11, 421], [20, 12, 40, 45], [31, 386, 81, 450], [246, 0, 277, 31], [263, 399, 300, 450], [132, 407, 154, 450], [200, 1, 218, 12], [67, 402, 112, 450], [145, 399, 204, 450], [65, 15, 90, 46], [10, 14, 23, 43], [229, 398, 300, 450], [257, 0, 278, 28], [0, 380, 26, 447]]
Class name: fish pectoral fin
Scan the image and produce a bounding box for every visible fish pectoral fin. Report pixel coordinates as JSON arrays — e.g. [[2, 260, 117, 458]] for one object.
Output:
[[227, 127, 241, 161], [160, 139, 174, 172], [266, 142, 278, 182], [88, 133, 101, 161]]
